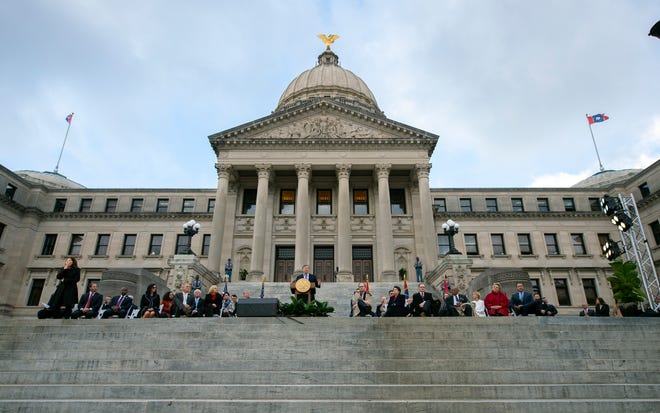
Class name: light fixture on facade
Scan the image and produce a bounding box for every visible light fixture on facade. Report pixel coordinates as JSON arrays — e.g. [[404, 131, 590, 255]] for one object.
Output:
[[182, 219, 201, 255], [442, 219, 461, 255]]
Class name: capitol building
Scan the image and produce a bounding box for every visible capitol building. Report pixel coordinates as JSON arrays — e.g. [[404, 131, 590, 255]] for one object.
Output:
[[0, 43, 658, 317]]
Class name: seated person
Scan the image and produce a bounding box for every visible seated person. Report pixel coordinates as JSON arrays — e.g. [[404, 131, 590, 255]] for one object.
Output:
[[445, 287, 473, 316], [411, 283, 433, 317], [220, 292, 235, 317], [384, 286, 408, 317], [376, 292, 391, 317], [159, 291, 175, 318], [70, 283, 103, 319], [351, 282, 374, 317], [484, 283, 509, 316], [541, 297, 558, 316], [139, 283, 160, 319], [102, 287, 134, 318], [205, 285, 222, 317], [190, 289, 205, 317], [173, 284, 194, 317], [509, 282, 534, 316], [471, 291, 487, 317], [579, 303, 594, 317], [530, 293, 553, 316]]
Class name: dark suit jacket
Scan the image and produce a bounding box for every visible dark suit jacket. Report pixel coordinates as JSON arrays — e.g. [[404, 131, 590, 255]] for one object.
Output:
[[411, 292, 433, 315], [110, 294, 133, 310], [190, 297, 206, 316], [594, 304, 610, 317], [384, 294, 408, 317], [579, 309, 595, 316], [509, 291, 534, 315], [292, 273, 320, 301], [205, 293, 223, 316], [173, 292, 195, 316], [77, 291, 103, 313], [446, 293, 471, 316]]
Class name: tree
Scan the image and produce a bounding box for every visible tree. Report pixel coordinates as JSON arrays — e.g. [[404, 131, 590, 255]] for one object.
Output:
[[607, 260, 645, 316]]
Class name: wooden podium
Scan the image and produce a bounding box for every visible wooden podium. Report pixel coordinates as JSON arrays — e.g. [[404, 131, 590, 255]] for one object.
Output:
[[290, 278, 314, 303]]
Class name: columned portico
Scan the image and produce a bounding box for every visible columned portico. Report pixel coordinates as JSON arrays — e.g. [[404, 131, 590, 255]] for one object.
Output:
[[249, 163, 271, 279], [375, 163, 396, 281], [208, 163, 232, 273], [415, 163, 437, 275], [336, 163, 352, 281], [294, 163, 311, 273]]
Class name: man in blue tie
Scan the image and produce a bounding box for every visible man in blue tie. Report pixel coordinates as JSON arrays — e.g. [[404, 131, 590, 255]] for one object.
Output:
[[509, 282, 534, 316], [291, 264, 320, 302]]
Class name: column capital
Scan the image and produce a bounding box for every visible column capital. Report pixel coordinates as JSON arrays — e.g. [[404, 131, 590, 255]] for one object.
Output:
[[335, 163, 352, 179], [415, 163, 432, 180], [295, 163, 312, 179], [375, 163, 391, 179], [255, 163, 272, 179], [214, 163, 233, 179]]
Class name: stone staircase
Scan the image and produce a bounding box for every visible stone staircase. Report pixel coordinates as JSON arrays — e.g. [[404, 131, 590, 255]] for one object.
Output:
[[0, 316, 659, 412]]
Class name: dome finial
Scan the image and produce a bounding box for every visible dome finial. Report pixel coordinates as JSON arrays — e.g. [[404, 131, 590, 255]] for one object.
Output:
[[317, 34, 340, 50]]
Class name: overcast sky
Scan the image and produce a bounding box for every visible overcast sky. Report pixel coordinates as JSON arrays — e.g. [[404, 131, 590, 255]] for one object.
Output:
[[1, 1, 659, 189]]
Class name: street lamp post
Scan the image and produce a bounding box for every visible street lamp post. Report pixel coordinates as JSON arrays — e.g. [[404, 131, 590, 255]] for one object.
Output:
[[442, 219, 461, 255], [182, 219, 201, 255]]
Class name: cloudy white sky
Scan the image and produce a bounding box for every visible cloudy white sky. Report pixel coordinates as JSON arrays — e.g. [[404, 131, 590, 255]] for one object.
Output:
[[1, 1, 659, 189]]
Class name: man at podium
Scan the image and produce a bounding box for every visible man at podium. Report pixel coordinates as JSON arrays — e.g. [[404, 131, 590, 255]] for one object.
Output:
[[290, 264, 320, 302]]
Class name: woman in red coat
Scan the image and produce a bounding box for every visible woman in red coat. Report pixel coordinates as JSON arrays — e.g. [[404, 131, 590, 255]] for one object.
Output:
[[484, 282, 510, 316]]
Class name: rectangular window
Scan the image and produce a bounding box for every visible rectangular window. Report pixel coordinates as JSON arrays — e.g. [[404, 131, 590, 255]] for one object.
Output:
[[459, 198, 472, 212], [518, 233, 533, 255], [530, 278, 542, 297], [41, 234, 57, 255], [5, 183, 17, 200], [280, 189, 295, 215], [512, 198, 524, 212], [26, 279, 45, 306], [201, 234, 211, 256], [53, 198, 67, 212], [582, 278, 598, 305], [156, 198, 169, 213], [353, 189, 369, 215], [433, 198, 446, 212], [68, 234, 84, 256], [130, 198, 143, 213], [94, 234, 110, 256], [571, 233, 586, 255], [207, 198, 215, 213], [105, 198, 118, 213], [563, 197, 576, 212], [485, 198, 498, 212], [554, 278, 571, 306], [437, 234, 450, 255], [464, 234, 479, 255], [390, 189, 406, 214], [175, 234, 189, 254], [537, 197, 550, 212], [148, 234, 163, 256], [639, 182, 650, 198], [545, 233, 560, 255], [317, 189, 332, 215], [79, 198, 92, 212], [182, 198, 195, 213], [121, 234, 136, 256], [589, 197, 601, 212], [650, 221, 660, 246], [491, 234, 506, 255], [242, 189, 257, 215]]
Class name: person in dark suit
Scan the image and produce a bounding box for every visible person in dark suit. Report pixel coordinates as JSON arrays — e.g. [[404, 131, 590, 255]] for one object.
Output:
[[384, 286, 408, 317], [37, 257, 81, 319], [411, 283, 433, 316], [509, 282, 534, 316], [445, 287, 473, 316], [190, 289, 205, 317], [594, 297, 610, 317], [70, 283, 103, 319], [290, 265, 320, 302], [579, 303, 595, 317], [173, 283, 194, 317], [102, 287, 133, 318], [205, 285, 222, 317]]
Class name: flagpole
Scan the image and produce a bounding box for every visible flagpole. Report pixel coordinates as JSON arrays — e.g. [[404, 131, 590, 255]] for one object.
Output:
[[586, 114, 605, 172], [54, 113, 73, 174]]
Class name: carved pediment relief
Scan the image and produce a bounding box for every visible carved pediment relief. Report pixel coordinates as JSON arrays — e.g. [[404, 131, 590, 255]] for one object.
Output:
[[249, 115, 395, 140]]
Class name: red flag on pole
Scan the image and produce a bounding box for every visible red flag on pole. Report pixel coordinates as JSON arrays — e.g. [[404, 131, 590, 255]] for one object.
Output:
[[365, 276, 370, 293]]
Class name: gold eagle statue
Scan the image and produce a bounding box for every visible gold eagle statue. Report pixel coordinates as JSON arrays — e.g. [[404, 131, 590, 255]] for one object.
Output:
[[317, 34, 340, 50]]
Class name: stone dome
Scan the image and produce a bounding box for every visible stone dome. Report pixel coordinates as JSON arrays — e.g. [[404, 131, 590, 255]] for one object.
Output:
[[571, 169, 640, 189], [16, 170, 86, 189], [275, 48, 381, 115]]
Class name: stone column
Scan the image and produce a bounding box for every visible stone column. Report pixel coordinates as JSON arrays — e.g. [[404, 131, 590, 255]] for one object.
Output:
[[208, 163, 232, 273], [294, 164, 311, 273], [415, 163, 437, 276], [336, 163, 353, 281], [249, 164, 271, 279], [375, 163, 396, 281]]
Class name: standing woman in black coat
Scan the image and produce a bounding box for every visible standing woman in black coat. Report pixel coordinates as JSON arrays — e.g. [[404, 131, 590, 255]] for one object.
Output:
[[595, 297, 610, 317], [40, 257, 80, 318]]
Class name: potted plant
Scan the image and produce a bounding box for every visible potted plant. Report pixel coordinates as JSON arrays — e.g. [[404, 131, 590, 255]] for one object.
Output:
[[607, 260, 645, 316], [239, 269, 248, 281], [279, 296, 335, 317], [398, 268, 406, 281]]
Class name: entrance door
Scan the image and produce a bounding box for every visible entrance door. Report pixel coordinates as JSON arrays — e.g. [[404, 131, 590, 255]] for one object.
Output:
[[274, 246, 295, 282], [313, 246, 335, 283], [352, 246, 373, 282]]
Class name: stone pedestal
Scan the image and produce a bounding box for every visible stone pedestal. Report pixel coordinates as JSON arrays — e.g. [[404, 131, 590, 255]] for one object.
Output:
[[336, 271, 354, 283], [426, 255, 474, 295], [167, 255, 220, 292]]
